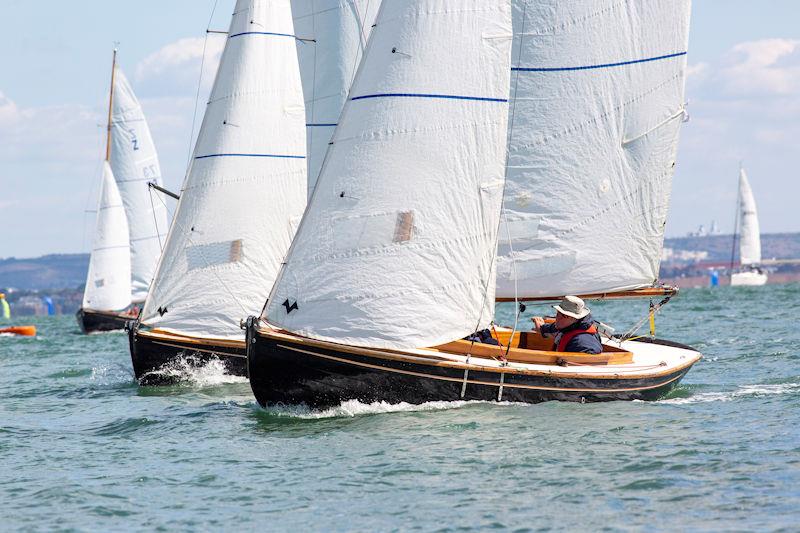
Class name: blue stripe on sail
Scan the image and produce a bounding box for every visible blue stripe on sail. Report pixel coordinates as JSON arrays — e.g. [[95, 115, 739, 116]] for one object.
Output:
[[512, 52, 687, 72], [195, 153, 306, 160], [229, 32, 296, 39], [306, 123, 337, 127], [350, 93, 508, 103]]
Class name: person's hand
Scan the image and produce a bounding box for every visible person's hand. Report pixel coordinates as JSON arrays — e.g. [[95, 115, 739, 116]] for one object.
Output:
[[531, 316, 545, 332]]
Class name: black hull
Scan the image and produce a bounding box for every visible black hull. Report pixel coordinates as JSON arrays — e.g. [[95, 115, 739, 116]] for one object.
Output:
[[246, 323, 694, 409], [128, 326, 247, 385], [76, 308, 132, 334]]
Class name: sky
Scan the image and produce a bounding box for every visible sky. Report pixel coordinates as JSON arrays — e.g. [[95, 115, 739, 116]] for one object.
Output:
[[1, 0, 799, 258]]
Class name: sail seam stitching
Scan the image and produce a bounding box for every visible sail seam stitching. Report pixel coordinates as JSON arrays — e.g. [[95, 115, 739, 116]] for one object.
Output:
[[513, 51, 687, 72], [351, 93, 507, 103], [195, 153, 306, 159]]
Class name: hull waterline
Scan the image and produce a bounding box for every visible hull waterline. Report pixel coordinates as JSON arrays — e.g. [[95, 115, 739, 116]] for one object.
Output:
[[127, 324, 246, 385], [246, 320, 700, 409]]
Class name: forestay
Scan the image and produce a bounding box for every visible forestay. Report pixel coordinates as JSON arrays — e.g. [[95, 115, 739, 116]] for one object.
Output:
[[83, 163, 132, 311], [496, 0, 692, 299], [738, 168, 761, 266], [141, 0, 306, 339], [110, 68, 169, 303], [291, 0, 381, 197], [265, 0, 513, 349]]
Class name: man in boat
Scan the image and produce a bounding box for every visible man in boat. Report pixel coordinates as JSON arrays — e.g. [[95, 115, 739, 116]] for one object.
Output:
[[531, 295, 602, 354]]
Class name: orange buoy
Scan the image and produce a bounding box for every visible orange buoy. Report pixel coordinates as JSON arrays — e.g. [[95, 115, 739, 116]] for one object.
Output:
[[0, 325, 37, 336]]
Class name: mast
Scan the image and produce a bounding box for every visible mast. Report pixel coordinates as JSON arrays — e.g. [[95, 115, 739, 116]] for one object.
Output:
[[105, 47, 118, 163], [728, 163, 742, 279]]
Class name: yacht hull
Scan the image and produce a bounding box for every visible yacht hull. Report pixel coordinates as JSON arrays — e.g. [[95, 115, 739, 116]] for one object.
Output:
[[246, 322, 699, 409], [731, 271, 768, 286], [76, 308, 133, 334], [128, 326, 247, 385]]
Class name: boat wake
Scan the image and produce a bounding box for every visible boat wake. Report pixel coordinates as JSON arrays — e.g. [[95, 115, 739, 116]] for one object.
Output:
[[141, 356, 248, 387], [661, 382, 800, 405], [264, 399, 521, 419]]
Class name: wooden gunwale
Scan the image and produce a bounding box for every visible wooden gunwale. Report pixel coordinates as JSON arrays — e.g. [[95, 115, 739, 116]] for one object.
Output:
[[140, 328, 246, 350], [260, 328, 701, 380]]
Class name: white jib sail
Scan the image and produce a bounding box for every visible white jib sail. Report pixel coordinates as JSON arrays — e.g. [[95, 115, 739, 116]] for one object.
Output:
[[140, 0, 307, 339], [738, 167, 761, 266], [291, 0, 381, 197], [83, 162, 132, 311], [264, 0, 513, 349], [496, 0, 692, 299], [110, 68, 169, 303]]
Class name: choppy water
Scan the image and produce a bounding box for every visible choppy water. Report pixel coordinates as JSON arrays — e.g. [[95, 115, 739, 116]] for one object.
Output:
[[2, 285, 799, 531]]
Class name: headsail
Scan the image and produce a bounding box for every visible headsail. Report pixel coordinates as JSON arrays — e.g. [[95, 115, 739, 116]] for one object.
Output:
[[496, 0, 692, 299], [110, 68, 169, 303], [738, 167, 761, 266], [83, 163, 132, 311], [140, 0, 307, 339], [264, 0, 513, 349], [291, 0, 381, 197]]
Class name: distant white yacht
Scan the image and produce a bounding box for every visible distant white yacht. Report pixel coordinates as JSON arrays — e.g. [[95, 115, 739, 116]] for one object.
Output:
[[731, 166, 767, 286]]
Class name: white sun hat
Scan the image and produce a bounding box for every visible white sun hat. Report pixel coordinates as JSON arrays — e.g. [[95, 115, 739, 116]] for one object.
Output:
[[553, 295, 591, 319]]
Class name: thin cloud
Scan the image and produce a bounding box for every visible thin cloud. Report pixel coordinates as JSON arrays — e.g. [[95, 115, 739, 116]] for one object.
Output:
[[134, 36, 225, 96], [720, 38, 800, 96]]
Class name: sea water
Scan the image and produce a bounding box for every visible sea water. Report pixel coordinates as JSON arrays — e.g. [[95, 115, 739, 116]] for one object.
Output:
[[1, 284, 799, 531]]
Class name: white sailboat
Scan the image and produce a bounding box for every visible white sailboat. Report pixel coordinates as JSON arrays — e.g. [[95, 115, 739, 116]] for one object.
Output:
[[81, 162, 132, 315], [78, 50, 166, 333], [731, 166, 767, 286], [128, 0, 308, 383], [245, 0, 701, 408], [110, 68, 169, 303]]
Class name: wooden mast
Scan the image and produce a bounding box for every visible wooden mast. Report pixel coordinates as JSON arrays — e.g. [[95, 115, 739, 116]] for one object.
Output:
[[105, 48, 118, 163]]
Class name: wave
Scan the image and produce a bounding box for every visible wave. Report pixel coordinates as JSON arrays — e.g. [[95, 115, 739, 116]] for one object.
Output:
[[263, 399, 522, 419], [660, 382, 800, 405], [140, 355, 248, 387]]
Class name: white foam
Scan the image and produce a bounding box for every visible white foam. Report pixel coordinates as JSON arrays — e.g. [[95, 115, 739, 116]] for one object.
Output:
[[265, 399, 520, 419], [661, 382, 800, 405], [142, 356, 248, 386]]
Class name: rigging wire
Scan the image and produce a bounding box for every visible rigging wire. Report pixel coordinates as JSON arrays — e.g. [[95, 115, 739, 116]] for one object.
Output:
[[186, 0, 221, 169], [462, 1, 529, 398], [728, 162, 742, 280]]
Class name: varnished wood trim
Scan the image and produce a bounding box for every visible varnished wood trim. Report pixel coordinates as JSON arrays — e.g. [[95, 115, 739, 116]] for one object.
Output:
[[278, 344, 685, 394], [433, 339, 633, 365], [497, 286, 678, 303], [139, 328, 246, 349]]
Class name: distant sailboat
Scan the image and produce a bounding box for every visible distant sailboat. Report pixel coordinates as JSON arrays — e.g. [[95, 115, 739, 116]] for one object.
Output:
[[78, 49, 167, 333], [245, 0, 701, 409], [128, 0, 307, 383], [730, 166, 767, 286]]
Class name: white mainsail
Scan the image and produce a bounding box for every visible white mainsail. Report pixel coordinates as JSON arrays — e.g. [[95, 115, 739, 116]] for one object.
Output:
[[291, 0, 381, 197], [496, 0, 692, 299], [83, 162, 132, 311], [738, 167, 761, 266], [140, 0, 307, 339], [110, 68, 169, 303], [264, 0, 513, 349]]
